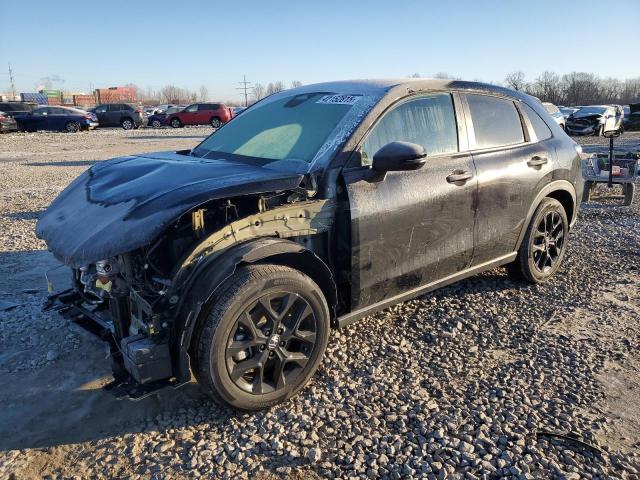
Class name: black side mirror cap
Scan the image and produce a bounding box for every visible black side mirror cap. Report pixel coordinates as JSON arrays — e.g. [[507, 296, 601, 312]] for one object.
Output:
[[372, 141, 427, 172]]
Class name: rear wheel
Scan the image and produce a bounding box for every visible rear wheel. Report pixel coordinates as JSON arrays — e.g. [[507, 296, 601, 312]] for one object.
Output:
[[623, 183, 635, 206], [210, 117, 222, 128], [170, 117, 182, 128], [121, 118, 134, 130], [65, 121, 80, 133], [193, 264, 330, 410], [507, 198, 568, 284]]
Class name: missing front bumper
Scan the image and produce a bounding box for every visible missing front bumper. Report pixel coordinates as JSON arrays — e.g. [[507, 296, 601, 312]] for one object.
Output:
[[44, 289, 184, 400]]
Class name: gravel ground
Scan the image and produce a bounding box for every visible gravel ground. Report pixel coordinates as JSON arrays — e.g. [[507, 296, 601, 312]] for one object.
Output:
[[0, 128, 639, 479]]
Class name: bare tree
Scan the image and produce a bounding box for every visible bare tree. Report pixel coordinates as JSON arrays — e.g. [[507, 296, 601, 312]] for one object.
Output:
[[266, 81, 285, 96], [504, 71, 527, 91], [433, 72, 452, 79], [528, 71, 562, 104], [409, 73, 421, 78], [198, 85, 209, 101], [252, 83, 266, 102], [290, 80, 302, 88]]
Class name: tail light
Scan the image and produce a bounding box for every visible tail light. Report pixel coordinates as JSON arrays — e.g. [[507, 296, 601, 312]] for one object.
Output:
[[0, 114, 5, 121]]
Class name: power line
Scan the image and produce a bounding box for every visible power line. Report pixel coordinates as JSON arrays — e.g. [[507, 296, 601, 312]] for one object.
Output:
[[236, 75, 251, 107]]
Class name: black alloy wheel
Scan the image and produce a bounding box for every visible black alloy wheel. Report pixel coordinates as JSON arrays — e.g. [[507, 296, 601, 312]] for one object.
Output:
[[531, 210, 565, 274], [210, 117, 222, 128], [225, 291, 317, 395], [193, 264, 330, 410], [151, 119, 162, 128], [507, 197, 568, 283]]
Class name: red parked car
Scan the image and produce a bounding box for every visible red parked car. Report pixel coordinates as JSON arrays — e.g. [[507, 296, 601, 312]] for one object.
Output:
[[166, 102, 232, 128]]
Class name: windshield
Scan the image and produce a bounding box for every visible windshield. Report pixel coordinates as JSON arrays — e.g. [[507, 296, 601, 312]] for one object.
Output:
[[192, 92, 361, 163], [574, 106, 606, 116]]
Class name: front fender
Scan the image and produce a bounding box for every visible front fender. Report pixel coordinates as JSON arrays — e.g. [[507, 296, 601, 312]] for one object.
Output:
[[171, 237, 336, 382]]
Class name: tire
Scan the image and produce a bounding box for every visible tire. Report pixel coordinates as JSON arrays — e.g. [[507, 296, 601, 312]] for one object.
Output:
[[121, 118, 134, 130], [594, 125, 603, 136], [170, 117, 182, 128], [210, 117, 222, 128], [193, 264, 330, 410], [623, 183, 635, 206], [582, 181, 594, 203], [65, 121, 80, 133], [151, 119, 162, 128], [507, 197, 569, 284]]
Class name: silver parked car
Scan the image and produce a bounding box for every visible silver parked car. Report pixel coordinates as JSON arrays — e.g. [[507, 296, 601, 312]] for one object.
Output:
[[542, 102, 565, 130]]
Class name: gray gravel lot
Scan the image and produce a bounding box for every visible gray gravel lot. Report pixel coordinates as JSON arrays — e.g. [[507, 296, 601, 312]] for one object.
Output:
[[0, 128, 639, 479]]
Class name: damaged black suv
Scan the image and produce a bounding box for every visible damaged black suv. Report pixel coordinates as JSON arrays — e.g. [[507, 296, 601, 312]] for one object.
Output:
[[38, 79, 583, 410]]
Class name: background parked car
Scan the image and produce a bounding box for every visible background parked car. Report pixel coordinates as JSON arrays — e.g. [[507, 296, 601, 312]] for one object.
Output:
[[147, 105, 185, 128], [166, 102, 232, 128], [231, 106, 247, 117], [0, 111, 18, 133], [89, 103, 146, 130], [14, 106, 99, 133], [542, 102, 565, 130], [0, 101, 37, 118], [565, 105, 622, 136], [623, 103, 640, 131], [559, 107, 579, 119]]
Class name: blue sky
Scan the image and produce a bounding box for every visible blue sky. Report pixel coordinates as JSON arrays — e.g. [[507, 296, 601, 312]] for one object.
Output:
[[1, 0, 638, 101]]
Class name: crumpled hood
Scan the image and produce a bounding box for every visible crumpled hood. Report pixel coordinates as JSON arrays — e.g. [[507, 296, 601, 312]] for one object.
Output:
[[36, 151, 303, 267]]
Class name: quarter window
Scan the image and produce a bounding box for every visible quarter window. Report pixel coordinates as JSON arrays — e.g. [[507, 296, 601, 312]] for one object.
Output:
[[184, 104, 198, 112], [521, 103, 552, 141], [467, 94, 524, 149], [360, 93, 458, 166]]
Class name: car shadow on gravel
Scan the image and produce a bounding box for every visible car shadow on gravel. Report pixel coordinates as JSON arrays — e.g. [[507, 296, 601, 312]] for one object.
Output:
[[0, 249, 235, 451], [3, 210, 43, 221]]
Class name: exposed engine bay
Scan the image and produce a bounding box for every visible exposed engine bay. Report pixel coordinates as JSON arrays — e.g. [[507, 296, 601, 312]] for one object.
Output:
[[45, 189, 338, 399]]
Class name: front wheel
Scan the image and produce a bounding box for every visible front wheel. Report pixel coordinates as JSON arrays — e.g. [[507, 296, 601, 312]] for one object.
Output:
[[170, 118, 182, 128], [193, 264, 330, 410], [507, 198, 568, 283], [121, 118, 134, 130], [594, 125, 603, 136], [151, 119, 162, 128]]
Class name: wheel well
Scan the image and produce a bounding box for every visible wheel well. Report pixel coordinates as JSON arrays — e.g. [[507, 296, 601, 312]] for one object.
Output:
[[121, 116, 133, 123], [547, 189, 574, 223], [253, 251, 338, 325]]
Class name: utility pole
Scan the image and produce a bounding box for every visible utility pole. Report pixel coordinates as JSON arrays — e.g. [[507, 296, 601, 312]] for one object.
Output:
[[236, 75, 251, 107], [8, 63, 16, 99]]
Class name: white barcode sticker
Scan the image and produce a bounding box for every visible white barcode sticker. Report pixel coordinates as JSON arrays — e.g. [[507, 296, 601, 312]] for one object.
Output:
[[316, 94, 361, 105]]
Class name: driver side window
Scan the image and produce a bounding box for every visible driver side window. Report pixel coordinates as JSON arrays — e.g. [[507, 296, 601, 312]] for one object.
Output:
[[185, 104, 198, 112], [360, 93, 458, 166]]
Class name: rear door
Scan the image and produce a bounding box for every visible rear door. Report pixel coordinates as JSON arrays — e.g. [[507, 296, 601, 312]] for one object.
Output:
[[182, 104, 198, 124], [464, 94, 555, 265], [343, 92, 477, 310]]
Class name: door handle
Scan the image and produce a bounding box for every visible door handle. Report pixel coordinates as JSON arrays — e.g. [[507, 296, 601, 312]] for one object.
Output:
[[527, 156, 548, 167], [446, 170, 473, 183]]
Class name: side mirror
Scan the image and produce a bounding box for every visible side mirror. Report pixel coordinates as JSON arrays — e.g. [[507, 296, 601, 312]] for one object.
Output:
[[603, 129, 620, 139], [372, 141, 427, 172]]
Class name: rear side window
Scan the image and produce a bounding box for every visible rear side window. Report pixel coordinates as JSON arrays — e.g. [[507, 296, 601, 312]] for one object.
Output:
[[467, 94, 524, 149], [200, 104, 220, 111], [360, 93, 458, 165], [521, 103, 552, 141]]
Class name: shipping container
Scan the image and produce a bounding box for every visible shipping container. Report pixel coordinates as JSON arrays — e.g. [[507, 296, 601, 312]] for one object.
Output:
[[95, 86, 137, 103], [20, 92, 49, 105], [73, 94, 95, 106]]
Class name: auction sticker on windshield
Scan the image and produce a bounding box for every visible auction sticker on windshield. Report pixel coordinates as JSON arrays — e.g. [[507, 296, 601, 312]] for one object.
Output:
[[316, 94, 361, 105]]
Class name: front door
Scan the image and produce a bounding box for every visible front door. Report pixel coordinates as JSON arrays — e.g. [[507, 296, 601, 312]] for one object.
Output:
[[343, 93, 477, 310], [93, 105, 109, 125]]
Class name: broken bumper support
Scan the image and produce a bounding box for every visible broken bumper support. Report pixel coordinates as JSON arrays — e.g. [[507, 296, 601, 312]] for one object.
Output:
[[44, 289, 186, 401]]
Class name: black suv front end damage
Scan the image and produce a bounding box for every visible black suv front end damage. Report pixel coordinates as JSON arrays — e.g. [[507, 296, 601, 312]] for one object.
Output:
[[37, 149, 338, 400]]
